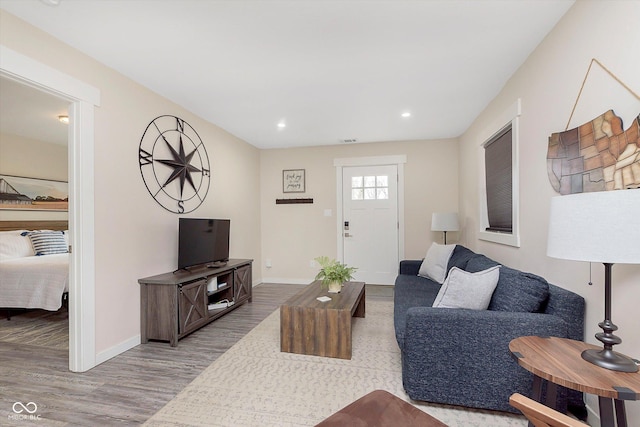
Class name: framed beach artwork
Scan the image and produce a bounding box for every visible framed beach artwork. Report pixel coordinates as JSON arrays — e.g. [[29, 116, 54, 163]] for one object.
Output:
[[0, 174, 69, 211]]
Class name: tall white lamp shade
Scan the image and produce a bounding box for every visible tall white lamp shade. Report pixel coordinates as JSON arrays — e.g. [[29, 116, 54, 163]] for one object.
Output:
[[431, 212, 459, 244], [547, 189, 640, 372]]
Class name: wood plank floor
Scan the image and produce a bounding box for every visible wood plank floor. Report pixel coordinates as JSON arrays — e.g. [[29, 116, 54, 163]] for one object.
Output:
[[0, 283, 393, 426]]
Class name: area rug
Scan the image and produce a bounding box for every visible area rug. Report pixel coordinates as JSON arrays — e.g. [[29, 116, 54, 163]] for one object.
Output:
[[144, 301, 526, 426]]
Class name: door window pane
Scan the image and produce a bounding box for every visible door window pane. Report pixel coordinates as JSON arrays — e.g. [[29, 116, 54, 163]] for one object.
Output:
[[364, 176, 376, 187], [350, 175, 390, 200], [364, 188, 376, 200]]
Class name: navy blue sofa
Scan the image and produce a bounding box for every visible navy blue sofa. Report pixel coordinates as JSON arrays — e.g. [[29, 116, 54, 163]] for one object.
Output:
[[394, 245, 586, 414]]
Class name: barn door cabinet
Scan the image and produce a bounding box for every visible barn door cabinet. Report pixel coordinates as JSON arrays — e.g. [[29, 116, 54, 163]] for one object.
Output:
[[139, 259, 253, 346]]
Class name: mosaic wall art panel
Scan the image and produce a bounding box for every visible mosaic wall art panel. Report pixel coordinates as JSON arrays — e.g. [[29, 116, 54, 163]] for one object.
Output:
[[547, 110, 640, 194]]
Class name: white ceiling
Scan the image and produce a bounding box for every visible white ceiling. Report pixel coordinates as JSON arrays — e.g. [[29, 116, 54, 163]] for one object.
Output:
[[0, 76, 69, 145], [0, 0, 575, 149]]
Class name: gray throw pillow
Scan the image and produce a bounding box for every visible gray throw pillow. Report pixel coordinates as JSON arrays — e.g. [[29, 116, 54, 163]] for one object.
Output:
[[432, 266, 500, 310], [418, 243, 456, 284]]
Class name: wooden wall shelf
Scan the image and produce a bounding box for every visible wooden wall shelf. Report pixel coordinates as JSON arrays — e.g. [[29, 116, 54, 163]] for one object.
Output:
[[276, 198, 313, 204]]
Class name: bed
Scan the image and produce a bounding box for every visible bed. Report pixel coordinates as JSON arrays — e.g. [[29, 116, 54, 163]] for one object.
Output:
[[0, 220, 69, 316]]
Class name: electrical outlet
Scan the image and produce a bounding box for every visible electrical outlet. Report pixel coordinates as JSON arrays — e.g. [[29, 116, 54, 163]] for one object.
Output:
[[309, 260, 317, 268], [266, 259, 272, 268]]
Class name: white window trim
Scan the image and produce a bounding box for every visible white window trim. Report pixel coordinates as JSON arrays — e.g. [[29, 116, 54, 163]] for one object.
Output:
[[478, 99, 521, 247]]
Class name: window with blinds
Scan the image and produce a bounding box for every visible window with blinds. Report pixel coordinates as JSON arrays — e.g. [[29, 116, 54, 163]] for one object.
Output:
[[484, 125, 512, 233]]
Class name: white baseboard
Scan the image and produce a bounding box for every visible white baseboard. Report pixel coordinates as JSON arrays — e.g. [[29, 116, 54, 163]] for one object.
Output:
[[95, 334, 141, 366]]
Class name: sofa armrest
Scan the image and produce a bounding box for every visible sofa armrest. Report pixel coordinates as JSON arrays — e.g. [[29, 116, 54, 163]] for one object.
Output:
[[401, 307, 569, 412], [399, 260, 422, 276], [545, 284, 585, 341]]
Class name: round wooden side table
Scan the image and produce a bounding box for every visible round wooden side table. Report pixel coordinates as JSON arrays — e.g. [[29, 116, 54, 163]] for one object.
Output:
[[509, 336, 640, 427]]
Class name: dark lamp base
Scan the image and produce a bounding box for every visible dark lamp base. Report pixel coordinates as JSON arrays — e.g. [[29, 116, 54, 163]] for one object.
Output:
[[581, 348, 639, 373]]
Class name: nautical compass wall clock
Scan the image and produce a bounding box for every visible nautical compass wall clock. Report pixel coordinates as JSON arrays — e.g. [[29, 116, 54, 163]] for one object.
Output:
[[138, 115, 210, 213]]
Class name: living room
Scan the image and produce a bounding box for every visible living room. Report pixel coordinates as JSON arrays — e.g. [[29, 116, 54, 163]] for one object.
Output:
[[1, 1, 638, 425]]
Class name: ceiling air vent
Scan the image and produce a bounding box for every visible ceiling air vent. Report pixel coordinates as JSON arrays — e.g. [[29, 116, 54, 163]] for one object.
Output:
[[340, 138, 357, 144]]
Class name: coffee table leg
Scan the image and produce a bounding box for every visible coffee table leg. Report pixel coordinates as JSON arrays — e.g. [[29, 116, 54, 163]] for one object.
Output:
[[598, 397, 615, 427]]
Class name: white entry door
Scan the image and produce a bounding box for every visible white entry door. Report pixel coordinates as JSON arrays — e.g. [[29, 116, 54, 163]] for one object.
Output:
[[342, 164, 399, 285]]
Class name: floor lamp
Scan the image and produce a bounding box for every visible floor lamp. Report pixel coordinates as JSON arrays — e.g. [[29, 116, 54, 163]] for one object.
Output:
[[431, 212, 459, 245], [547, 189, 640, 372]]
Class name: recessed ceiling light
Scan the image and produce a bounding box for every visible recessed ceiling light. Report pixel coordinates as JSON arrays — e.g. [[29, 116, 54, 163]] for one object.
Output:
[[401, 112, 411, 118], [58, 115, 69, 124], [277, 122, 286, 129]]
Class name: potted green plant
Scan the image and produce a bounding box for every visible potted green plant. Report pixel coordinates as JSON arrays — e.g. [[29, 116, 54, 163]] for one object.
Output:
[[314, 256, 358, 293]]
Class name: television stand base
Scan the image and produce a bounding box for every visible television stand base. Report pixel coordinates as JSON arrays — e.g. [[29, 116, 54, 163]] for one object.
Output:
[[139, 259, 253, 346], [208, 261, 228, 268]]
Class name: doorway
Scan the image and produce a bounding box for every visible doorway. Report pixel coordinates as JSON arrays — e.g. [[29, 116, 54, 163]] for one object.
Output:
[[334, 155, 406, 285], [0, 76, 70, 357], [1, 45, 100, 371]]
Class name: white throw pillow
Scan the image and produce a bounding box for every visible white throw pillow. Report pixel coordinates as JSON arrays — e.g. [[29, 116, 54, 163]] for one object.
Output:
[[432, 266, 500, 310], [418, 242, 456, 284], [0, 230, 34, 260]]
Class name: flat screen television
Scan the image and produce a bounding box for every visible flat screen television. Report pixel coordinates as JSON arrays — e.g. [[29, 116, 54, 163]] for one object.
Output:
[[178, 218, 230, 270]]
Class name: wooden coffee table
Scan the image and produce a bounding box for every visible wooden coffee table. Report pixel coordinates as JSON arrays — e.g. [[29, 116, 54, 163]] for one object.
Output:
[[280, 280, 365, 359]]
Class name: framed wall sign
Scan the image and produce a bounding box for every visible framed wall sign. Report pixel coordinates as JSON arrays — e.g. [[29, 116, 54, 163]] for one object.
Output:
[[0, 174, 68, 211], [283, 169, 305, 193]]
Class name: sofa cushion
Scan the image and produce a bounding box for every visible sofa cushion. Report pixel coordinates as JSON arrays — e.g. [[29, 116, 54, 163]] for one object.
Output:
[[466, 255, 549, 313], [447, 245, 478, 271], [432, 266, 500, 310], [418, 243, 456, 284]]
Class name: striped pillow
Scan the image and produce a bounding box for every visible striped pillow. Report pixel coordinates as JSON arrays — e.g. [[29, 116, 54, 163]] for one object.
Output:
[[24, 230, 68, 256]]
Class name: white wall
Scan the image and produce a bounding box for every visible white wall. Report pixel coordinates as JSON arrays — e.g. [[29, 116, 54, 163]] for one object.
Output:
[[459, 1, 640, 422], [1, 11, 262, 356], [260, 139, 458, 283], [0, 132, 67, 221], [3, 2, 638, 421]]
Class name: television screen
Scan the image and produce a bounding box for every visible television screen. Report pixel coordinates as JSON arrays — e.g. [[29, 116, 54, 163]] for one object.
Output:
[[178, 218, 230, 270]]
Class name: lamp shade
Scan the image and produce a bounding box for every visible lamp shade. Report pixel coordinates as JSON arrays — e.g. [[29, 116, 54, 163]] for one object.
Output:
[[547, 190, 640, 264], [431, 212, 459, 232]]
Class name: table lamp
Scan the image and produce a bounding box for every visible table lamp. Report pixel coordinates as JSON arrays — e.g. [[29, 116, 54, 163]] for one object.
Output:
[[431, 212, 459, 244], [547, 189, 640, 372]]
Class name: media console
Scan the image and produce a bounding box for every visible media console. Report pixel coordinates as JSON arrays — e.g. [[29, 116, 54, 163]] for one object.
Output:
[[138, 259, 253, 346]]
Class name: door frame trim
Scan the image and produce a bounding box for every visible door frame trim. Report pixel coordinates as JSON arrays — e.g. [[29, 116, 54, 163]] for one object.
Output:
[[334, 155, 406, 267], [1, 45, 100, 372]]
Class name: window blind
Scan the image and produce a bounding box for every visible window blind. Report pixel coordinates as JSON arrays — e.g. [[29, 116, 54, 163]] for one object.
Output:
[[484, 126, 512, 233]]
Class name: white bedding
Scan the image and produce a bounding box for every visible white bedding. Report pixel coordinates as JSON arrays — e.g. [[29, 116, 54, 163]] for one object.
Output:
[[0, 253, 69, 311]]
